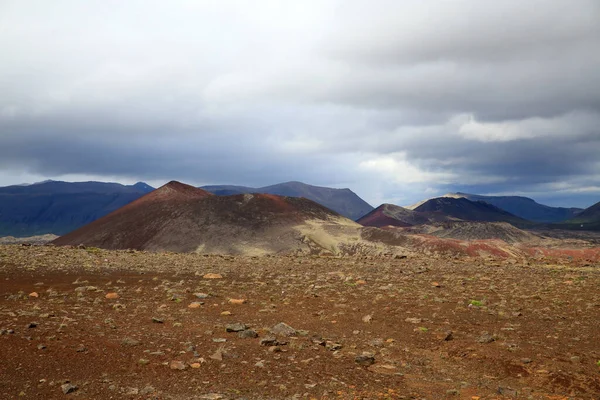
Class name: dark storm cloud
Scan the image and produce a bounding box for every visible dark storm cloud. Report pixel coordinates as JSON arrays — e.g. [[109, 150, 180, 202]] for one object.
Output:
[[0, 0, 599, 207]]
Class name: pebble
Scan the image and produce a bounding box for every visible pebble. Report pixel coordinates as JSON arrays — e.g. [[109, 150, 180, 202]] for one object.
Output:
[[105, 292, 119, 299], [169, 360, 187, 370], [61, 383, 78, 394], [497, 387, 518, 397], [259, 336, 280, 346], [477, 333, 496, 344], [271, 322, 297, 337], [355, 354, 375, 366], [225, 323, 247, 332], [238, 329, 258, 339], [121, 337, 141, 347], [140, 386, 155, 395], [152, 317, 164, 324], [203, 273, 223, 279]]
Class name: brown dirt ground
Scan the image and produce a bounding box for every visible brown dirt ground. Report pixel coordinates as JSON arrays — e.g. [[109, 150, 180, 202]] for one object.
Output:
[[1, 245, 599, 399]]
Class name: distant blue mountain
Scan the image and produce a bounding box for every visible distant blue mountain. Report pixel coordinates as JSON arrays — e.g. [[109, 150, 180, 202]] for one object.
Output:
[[201, 181, 373, 220], [0, 181, 154, 237]]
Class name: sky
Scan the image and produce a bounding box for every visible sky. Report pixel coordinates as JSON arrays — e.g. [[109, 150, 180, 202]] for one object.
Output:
[[1, 0, 599, 208]]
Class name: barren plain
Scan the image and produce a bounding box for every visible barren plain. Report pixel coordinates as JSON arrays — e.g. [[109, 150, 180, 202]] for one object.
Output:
[[1, 245, 599, 399]]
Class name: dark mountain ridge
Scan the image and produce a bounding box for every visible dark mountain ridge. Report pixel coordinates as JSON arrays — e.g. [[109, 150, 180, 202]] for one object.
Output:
[[414, 197, 531, 227], [442, 192, 582, 223], [0, 181, 154, 237], [201, 181, 373, 221]]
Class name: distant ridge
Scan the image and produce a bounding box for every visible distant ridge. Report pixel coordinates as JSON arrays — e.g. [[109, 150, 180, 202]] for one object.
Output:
[[561, 200, 600, 230], [414, 197, 530, 227], [0, 180, 155, 237], [357, 203, 435, 227], [408, 192, 582, 223], [201, 181, 373, 221]]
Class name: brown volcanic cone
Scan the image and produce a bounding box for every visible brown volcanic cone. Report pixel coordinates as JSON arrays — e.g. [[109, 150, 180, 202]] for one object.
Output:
[[52, 181, 358, 254], [52, 181, 213, 251]]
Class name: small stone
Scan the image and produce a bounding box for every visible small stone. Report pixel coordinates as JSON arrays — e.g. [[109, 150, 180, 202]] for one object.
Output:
[[105, 292, 119, 299], [238, 329, 258, 339], [194, 293, 210, 299], [268, 346, 282, 353], [228, 298, 247, 305], [497, 387, 518, 397], [212, 338, 227, 343], [170, 360, 187, 370], [443, 331, 454, 341], [29, 292, 39, 298], [446, 389, 459, 396], [521, 358, 532, 364], [61, 383, 78, 394], [209, 349, 223, 361], [190, 362, 201, 369], [225, 323, 247, 332], [271, 322, 297, 337], [362, 314, 372, 323], [355, 354, 375, 366], [405, 317, 421, 324], [260, 336, 279, 346], [188, 302, 202, 309], [220, 311, 232, 316], [325, 341, 342, 351], [140, 386, 155, 395], [203, 273, 223, 279], [152, 317, 164, 324], [431, 282, 441, 288], [121, 337, 140, 347], [138, 358, 150, 365], [37, 344, 46, 350], [125, 388, 139, 395], [27, 322, 38, 329], [477, 333, 495, 344]]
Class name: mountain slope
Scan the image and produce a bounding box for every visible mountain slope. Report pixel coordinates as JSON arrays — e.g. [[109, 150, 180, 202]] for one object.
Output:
[[201, 181, 373, 220], [357, 203, 435, 227], [52, 181, 364, 255], [0, 181, 154, 237], [446, 192, 582, 223], [414, 197, 531, 227], [561, 200, 600, 230], [409, 192, 581, 223]]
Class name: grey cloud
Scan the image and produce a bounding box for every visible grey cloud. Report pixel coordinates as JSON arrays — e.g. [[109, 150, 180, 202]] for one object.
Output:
[[0, 0, 599, 208]]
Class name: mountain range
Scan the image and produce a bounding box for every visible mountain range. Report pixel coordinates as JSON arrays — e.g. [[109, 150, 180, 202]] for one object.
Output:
[[1, 179, 599, 238], [358, 197, 531, 229], [408, 192, 582, 223], [201, 181, 373, 221], [0, 180, 154, 237]]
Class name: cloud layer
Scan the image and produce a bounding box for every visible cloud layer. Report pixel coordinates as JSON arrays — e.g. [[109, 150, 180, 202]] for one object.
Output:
[[1, 0, 599, 208]]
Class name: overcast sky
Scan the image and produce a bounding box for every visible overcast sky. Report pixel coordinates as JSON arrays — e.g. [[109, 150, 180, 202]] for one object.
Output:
[[1, 0, 599, 208]]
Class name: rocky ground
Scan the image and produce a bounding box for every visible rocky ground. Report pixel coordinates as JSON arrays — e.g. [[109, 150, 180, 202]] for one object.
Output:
[[1, 245, 599, 399]]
